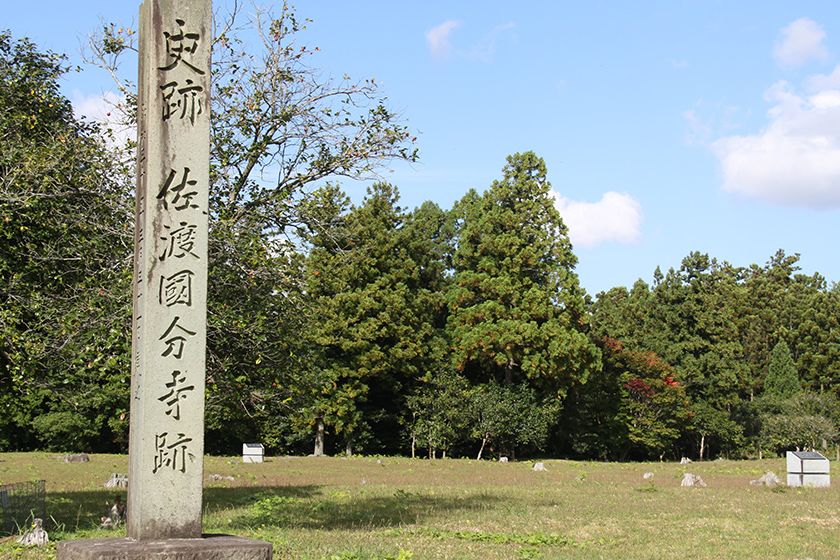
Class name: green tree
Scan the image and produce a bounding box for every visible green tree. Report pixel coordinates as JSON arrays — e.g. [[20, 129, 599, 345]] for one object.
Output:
[[447, 152, 600, 395], [305, 184, 443, 454], [468, 382, 551, 460], [765, 340, 800, 398], [0, 32, 134, 451], [689, 401, 744, 460], [406, 370, 470, 459]]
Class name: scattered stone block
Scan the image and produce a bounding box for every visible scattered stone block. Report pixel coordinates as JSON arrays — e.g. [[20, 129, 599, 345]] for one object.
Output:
[[679, 457, 692, 465], [17, 518, 48, 546], [63, 454, 90, 463], [104, 473, 128, 489], [643, 472, 654, 480], [680, 472, 707, 487], [100, 495, 127, 529], [750, 471, 781, 487], [533, 462, 547, 472], [499, 456, 509, 463], [209, 474, 235, 482], [57, 536, 272, 559]]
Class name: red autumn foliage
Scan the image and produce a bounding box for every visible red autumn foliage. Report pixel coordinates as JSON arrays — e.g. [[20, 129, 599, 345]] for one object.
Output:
[[625, 377, 654, 399]]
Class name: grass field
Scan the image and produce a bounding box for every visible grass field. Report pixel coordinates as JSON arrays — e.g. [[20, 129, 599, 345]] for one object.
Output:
[[0, 453, 837, 559]]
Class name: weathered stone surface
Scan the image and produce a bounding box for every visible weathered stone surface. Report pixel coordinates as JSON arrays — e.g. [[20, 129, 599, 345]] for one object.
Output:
[[57, 536, 272, 560], [128, 0, 212, 540], [209, 473, 235, 482], [64, 454, 90, 463], [498, 456, 508, 463], [17, 518, 49, 546], [750, 471, 781, 487], [533, 462, 547, 472], [104, 473, 128, 488], [642, 472, 654, 480], [680, 472, 707, 487]]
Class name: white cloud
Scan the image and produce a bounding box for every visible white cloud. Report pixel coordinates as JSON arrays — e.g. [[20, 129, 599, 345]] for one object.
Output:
[[774, 18, 828, 67], [72, 90, 134, 147], [807, 64, 840, 90], [465, 21, 516, 62], [682, 109, 712, 145], [426, 20, 460, 59], [425, 20, 516, 62], [551, 191, 642, 248], [711, 79, 840, 208]]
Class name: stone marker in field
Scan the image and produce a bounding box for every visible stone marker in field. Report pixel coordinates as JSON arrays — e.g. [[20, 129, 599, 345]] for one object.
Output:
[[680, 472, 707, 488], [243, 443, 265, 463], [104, 473, 128, 489], [57, 2, 271, 558], [17, 518, 49, 547], [63, 453, 90, 463], [749, 471, 780, 487]]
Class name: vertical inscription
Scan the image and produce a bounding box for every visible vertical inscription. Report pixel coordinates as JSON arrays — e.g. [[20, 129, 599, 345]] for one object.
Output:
[[128, 0, 210, 541]]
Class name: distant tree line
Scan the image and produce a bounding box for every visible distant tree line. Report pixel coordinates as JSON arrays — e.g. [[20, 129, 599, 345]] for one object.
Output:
[[2, 21, 838, 460]]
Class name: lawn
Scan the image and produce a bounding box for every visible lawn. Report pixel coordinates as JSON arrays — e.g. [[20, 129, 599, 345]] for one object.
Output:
[[0, 453, 837, 559]]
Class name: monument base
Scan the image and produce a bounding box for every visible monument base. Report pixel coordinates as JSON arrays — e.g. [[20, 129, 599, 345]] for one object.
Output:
[[57, 535, 272, 559]]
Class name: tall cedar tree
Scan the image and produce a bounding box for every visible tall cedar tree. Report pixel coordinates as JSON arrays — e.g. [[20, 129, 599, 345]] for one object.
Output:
[[764, 340, 800, 398], [305, 183, 443, 454], [447, 152, 600, 394]]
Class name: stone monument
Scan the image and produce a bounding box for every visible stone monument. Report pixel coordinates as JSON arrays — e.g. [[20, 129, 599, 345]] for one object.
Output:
[[57, 1, 271, 557]]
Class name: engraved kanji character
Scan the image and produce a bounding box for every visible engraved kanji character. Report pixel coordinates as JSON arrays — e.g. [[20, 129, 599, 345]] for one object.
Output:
[[157, 370, 195, 420], [160, 221, 199, 261], [153, 432, 195, 474], [157, 167, 199, 211], [159, 316, 196, 359], [159, 269, 194, 307], [158, 18, 205, 75], [160, 79, 204, 125]]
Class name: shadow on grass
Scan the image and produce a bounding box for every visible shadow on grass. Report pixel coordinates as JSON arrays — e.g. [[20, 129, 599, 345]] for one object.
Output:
[[43, 485, 500, 533], [43, 485, 322, 532], [222, 487, 501, 531]]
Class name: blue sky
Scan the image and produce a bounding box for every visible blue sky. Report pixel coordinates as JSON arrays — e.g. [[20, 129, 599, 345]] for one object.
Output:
[[6, 1, 840, 295]]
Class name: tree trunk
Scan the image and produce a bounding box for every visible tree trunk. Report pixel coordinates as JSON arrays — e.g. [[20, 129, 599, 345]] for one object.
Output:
[[442, 449, 447, 459], [411, 434, 416, 459], [314, 417, 325, 457], [699, 434, 705, 461], [345, 438, 353, 457], [476, 437, 487, 460]]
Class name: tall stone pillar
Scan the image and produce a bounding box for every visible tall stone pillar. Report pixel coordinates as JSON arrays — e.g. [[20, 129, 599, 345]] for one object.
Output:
[[128, 0, 211, 540], [57, 1, 272, 557]]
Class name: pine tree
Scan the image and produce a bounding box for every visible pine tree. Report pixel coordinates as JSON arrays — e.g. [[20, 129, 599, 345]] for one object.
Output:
[[447, 152, 599, 394], [305, 183, 444, 454], [765, 340, 800, 398]]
